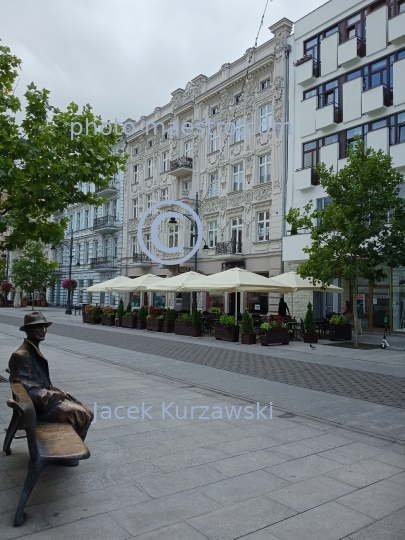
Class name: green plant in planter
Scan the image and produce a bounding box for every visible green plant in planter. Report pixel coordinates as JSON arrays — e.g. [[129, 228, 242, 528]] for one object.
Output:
[[146, 314, 152, 320], [241, 310, 254, 334], [191, 308, 202, 329], [219, 314, 236, 326], [304, 302, 316, 333], [125, 302, 133, 316], [102, 306, 115, 317], [177, 313, 191, 322], [91, 305, 103, 319], [330, 314, 347, 325], [208, 306, 222, 313], [157, 314, 165, 320], [137, 305, 147, 321], [260, 322, 271, 331], [116, 299, 125, 320], [165, 308, 175, 323]]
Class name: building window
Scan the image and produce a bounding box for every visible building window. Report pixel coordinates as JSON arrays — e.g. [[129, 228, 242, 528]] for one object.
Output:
[[211, 106, 219, 115], [133, 164, 139, 183], [162, 152, 169, 172], [148, 140, 153, 148], [259, 155, 271, 184], [389, 0, 405, 17], [84, 242, 89, 264], [257, 211, 270, 241], [208, 221, 217, 247], [164, 132, 168, 140], [233, 118, 244, 143], [208, 172, 219, 197], [144, 233, 151, 252], [210, 127, 219, 153], [68, 214, 73, 232], [346, 126, 364, 152], [168, 224, 179, 248], [147, 159, 153, 178], [146, 194, 152, 209], [231, 217, 243, 253], [102, 239, 108, 257], [345, 12, 365, 42], [76, 243, 81, 262], [189, 222, 195, 248], [112, 237, 118, 259], [111, 199, 117, 217], [93, 240, 98, 258], [131, 237, 137, 256], [261, 79, 271, 90], [318, 79, 339, 108], [232, 163, 243, 191], [323, 133, 339, 146], [84, 209, 89, 228], [390, 112, 405, 145], [103, 202, 109, 217], [161, 188, 168, 201], [304, 35, 320, 61], [184, 141, 192, 158], [76, 212, 81, 230], [316, 197, 333, 227], [235, 94, 243, 104], [259, 104, 273, 133], [133, 147, 138, 156], [303, 140, 318, 168], [132, 198, 138, 219]]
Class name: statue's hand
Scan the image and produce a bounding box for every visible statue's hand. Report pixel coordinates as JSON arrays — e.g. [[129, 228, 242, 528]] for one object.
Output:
[[64, 391, 82, 405]]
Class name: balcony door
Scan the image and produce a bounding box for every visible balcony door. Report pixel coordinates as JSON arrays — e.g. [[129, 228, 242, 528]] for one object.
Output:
[[231, 217, 242, 254]]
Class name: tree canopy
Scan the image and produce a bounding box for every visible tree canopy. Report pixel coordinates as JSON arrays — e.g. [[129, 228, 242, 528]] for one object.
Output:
[[0, 42, 127, 251], [285, 137, 405, 346]]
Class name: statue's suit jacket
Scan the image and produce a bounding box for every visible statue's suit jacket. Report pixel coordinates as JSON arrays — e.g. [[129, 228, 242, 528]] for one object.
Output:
[[8, 339, 65, 416]]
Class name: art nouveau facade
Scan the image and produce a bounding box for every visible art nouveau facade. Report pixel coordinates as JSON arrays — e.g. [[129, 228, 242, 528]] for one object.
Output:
[[284, 0, 405, 329], [49, 138, 126, 307], [122, 19, 293, 313]]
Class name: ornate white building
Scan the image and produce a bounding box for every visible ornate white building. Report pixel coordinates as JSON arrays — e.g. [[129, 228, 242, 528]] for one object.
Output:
[[122, 19, 293, 314]]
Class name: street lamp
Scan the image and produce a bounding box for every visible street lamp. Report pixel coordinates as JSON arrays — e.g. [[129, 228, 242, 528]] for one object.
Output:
[[168, 192, 210, 309], [51, 229, 81, 315]]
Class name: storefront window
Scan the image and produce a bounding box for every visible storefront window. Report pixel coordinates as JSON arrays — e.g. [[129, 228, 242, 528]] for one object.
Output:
[[131, 293, 141, 308], [207, 292, 225, 312], [246, 292, 268, 314], [393, 268, 405, 332], [153, 292, 166, 308]]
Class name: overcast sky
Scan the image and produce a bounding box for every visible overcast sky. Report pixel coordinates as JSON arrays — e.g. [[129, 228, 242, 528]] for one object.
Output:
[[2, 0, 326, 122]]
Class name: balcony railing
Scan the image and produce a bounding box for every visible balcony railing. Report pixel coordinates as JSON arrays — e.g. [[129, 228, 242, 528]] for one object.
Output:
[[93, 216, 118, 230], [90, 257, 117, 269], [170, 156, 193, 172], [311, 167, 320, 186], [133, 253, 151, 263], [382, 84, 393, 107], [355, 36, 366, 58], [215, 240, 243, 255], [181, 189, 193, 199], [95, 178, 119, 194]]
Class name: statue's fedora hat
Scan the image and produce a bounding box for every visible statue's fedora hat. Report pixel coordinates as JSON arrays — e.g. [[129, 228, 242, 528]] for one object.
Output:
[[19, 311, 53, 332]]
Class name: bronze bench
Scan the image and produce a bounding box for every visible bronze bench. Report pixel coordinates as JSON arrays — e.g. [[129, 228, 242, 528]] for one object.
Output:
[[5, 381, 90, 526]]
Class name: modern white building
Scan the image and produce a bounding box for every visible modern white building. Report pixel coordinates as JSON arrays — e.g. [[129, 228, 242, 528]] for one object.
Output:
[[284, 0, 405, 329], [49, 137, 126, 307], [122, 19, 293, 314]]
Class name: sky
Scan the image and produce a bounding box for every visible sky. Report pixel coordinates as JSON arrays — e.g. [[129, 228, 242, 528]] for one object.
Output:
[[2, 0, 327, 122]]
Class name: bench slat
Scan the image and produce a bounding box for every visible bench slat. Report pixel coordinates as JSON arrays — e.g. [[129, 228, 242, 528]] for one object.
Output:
[[36, 424, 90, 460]]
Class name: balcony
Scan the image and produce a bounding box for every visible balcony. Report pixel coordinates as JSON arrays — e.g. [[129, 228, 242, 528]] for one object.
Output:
[[214, 240, 243, 260], [179, 189, 194, 201], [389, 11, 405, 43], [95, 178, 119, 197], [338, 36, 365, 66], [315, 102, 342, 131], [295, 56, 320, 86], [132, 253, 152, 266], [169, 156, 193, 178], [282, 233, 311, 263], [92, 216, 119, 233], [90, 257, 117, 270], [295, 167, 319, 191], [362, 85, 392, 115], [390, 142, 405, 171]]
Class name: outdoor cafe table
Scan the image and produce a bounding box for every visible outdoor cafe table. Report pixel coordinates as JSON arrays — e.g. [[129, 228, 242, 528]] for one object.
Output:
[[287, 320, 302, 341]]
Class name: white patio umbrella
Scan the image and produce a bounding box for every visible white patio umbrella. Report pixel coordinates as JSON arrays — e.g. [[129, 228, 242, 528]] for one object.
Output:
[[14, 286, 22, 308], [181, 268, 296, 321], [271, 272, 343, 316], [145, 271, 206, 292], [87, 275, 135, 292], [109, 274, 164, 292]]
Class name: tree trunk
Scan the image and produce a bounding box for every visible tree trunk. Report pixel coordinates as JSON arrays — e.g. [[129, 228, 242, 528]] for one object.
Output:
[[31, 291, 35, 311], [352, 278, 359, 349]]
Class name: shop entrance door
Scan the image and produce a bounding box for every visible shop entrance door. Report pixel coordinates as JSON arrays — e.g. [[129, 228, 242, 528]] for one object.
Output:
[[371, 287, 390, 329]]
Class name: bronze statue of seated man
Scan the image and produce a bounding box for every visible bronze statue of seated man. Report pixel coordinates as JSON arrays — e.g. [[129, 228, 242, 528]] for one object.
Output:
[[8, 312, 94, 461]]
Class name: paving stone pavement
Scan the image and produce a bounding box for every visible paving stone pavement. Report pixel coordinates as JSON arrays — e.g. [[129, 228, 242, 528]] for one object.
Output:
[[0, 322, 404, 539]]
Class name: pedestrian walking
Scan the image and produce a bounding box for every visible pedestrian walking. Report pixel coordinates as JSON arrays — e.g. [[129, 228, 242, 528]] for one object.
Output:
[[278, 297, 290, 318], [357, 301, 364, 335]]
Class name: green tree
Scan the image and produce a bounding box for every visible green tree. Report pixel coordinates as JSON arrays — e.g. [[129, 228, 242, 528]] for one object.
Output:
[[0, 43, 127, 251], [11, 241, 58, 310], [285, 137, 405, 348], [116, 298, 125, 320]]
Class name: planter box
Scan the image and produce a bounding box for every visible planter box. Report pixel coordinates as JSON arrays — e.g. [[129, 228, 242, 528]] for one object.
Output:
[[41, 300, 48, 307], [329, 324, 352, 341], [260, 328, 290, 346], [241, 333, 256, 345], [215, 325, 240, 342], [83, 313, 93, 323], [121, 315, 137, 329], [174, 321, 202, 337], [304, 332, 318, 344], [101, 315, 115, 326], [147, 319, 163, 332], [21, 301, 28, 307], [162, 322, 175, 333], [136, 320, 147, 330]]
